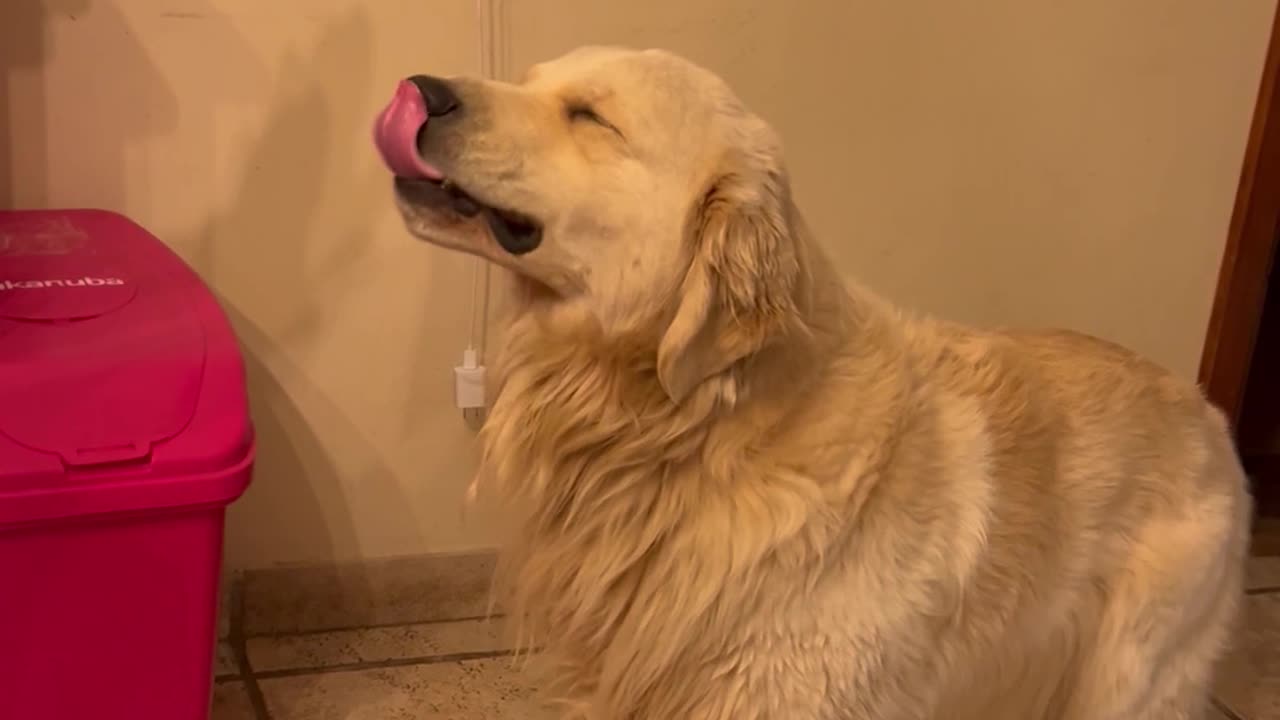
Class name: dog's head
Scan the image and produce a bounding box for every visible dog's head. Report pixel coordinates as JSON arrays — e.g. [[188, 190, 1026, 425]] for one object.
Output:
[[381, 47, 804, 402]]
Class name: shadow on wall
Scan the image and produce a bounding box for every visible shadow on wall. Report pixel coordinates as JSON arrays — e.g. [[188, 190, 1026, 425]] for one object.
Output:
[[8, 2, 491, 568], [0, 1, 370, 567], [1, 0, 85, 207], [1, 0, 177, 210], [177, 6, 439, 569]]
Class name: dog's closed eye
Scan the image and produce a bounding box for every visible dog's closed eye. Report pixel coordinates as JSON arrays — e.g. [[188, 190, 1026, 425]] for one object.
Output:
[[567, 103, 605, 124], [566, 102, 623, 139]]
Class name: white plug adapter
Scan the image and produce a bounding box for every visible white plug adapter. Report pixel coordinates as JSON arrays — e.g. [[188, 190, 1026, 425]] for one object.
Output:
[[454, 348, 487, 410]]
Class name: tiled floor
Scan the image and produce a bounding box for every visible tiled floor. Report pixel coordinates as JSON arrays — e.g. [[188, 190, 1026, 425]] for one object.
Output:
[[1217, 556, 1280, 719], [213, 557, 1280, 719], [213, 615, 548, 719]]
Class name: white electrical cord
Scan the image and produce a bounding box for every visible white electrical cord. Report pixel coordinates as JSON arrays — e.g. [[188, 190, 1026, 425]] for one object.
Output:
[[457, 0, 503, 423], [467, 0, 501, 363]]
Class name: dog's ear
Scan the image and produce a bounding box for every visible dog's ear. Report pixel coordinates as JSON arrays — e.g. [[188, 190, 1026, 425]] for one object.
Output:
[[656, 149, 801, 404]]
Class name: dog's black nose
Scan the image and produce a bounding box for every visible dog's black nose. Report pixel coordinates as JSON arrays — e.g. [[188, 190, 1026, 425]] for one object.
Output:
[[408, 75, 460, 116]]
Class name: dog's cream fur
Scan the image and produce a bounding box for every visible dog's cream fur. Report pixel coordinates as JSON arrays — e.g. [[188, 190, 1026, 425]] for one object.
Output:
[[393, 46, 1251, 720]]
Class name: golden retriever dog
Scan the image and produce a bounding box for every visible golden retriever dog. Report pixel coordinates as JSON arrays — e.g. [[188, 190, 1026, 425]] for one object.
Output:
[[378, 46, 1251, 720]]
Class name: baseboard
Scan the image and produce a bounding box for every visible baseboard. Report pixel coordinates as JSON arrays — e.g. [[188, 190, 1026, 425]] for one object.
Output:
[[219, 569, 239, 640], [222, 551, 500, 637]]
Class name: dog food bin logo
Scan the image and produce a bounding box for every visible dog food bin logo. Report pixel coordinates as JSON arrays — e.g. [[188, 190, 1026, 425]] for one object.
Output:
[[0, 269, 136, 321], [0, 209, 255, 720], [0, 277, 125, 289]]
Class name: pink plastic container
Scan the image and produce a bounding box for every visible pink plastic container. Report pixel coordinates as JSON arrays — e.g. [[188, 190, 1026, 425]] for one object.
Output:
[[0, 209, 254, 720]]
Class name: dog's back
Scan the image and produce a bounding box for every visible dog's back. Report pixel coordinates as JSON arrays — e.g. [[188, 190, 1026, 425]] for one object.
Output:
[[849, 321, 1252, 719]]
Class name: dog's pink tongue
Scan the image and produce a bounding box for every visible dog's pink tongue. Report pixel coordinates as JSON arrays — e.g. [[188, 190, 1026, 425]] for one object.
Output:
[[373, 79, 444, 180]]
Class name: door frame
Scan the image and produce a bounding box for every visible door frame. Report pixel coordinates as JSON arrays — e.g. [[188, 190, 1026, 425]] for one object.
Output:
[[1200, 5, 1280, 425]]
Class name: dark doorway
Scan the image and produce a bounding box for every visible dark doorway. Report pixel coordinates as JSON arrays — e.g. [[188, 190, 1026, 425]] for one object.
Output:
[[1201, 6, 1280, 549]]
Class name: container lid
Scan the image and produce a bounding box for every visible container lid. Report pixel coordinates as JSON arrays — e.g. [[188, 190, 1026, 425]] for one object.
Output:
[[0, 210, 254, 527]]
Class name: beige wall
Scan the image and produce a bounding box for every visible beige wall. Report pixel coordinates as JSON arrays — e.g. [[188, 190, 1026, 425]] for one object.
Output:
[[3, 0, 1274, 569]]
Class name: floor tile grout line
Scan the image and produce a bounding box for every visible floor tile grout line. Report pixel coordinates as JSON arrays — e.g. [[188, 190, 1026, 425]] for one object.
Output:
[[245, 613, 506, 639], [1245, 585, 1280, 595], [250, 648, 523, 681], [1212, 696, 1248, 720], [228, 578, 274, 720]]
